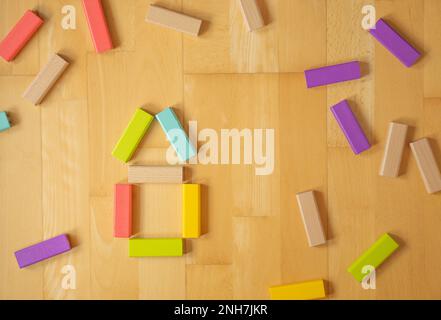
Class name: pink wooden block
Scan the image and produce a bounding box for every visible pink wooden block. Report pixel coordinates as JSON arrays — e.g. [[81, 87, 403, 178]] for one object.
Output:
[[82, 0, 113, 53], [114, 184, 132, 238], [0, 10, 43, 62]]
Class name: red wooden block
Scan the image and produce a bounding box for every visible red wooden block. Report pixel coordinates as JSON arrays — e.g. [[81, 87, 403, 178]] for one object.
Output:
[[0, 10, 43, 62], [82, 0, 113, 53], [114, 184, 132, 238]]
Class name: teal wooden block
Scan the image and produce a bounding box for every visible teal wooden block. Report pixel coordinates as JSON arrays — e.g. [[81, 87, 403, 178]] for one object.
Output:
[[0, 112, 11, 132]]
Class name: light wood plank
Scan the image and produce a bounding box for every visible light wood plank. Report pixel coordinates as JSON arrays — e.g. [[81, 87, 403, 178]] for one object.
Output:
[[186, 265, 233, 300]]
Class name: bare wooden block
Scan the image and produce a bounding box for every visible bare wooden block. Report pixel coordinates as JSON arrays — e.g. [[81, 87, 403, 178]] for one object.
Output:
[[410, 138, 441, 194], [296, 191, 326, 247], [380, 122, 409, 177], [23, 54, 69, 105], [238, 0, 265, 31], [128, 166, 183, 184], [145, 5, 202, 36]]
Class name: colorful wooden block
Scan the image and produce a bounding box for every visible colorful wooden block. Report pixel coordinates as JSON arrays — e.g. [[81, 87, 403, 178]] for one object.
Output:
[[369, 18, 421, 67], [182, 184, 201, 239], [156, 107, 196, 162], [112, 108, 154, 163], [128, 166, 183, 184], [380, 122, 409, 177], [0, 10, 43, 62], [331, 100, 371, 155], [304, 61, 361, 88], [348, 233, 399, 282], [22, 54, 69, 105], [269, 280, 326, 300], [296, 191, 326, 247], [0, 112, 11, 132], [82, 0, 113, 53], [114, 184, 132, 238], [145, 5, 202, 36], [238, 0, 264, 32], [129, 238, 183, 257], [410, 138, 441, 194], [14, 234, 71, 268]]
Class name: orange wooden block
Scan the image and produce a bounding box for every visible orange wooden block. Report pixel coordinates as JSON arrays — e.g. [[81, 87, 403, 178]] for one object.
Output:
[[410, 138, 441, 194], [296, 191, 326, 247], [380, 122, 408, 177], [114, 184, 132, 238]]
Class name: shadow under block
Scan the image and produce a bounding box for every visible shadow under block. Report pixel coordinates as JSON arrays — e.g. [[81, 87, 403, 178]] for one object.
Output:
[[0, 112, 11, 132], [82, 0, 113, 53], [182, 184, 201, 239], [331, 100, 371, 155], [112, 108, 154, 163], [14, 234, 71, 268], [369, 19, 421, 68], [296, 191, 326, 247], [0, 10, 43, 62], [269, 280, 326, 300], [145, 5, 202, 36], [238, 0, 264, 32], [114, 184, 132, 238], [347, 233, 399, 282], [380, 122, 409, 177], [304, 61, 361, 88], [129, 238, 183, 257], [155, 107, 196, 162], [128, 166, 183, 184], [22, 54, 69, 105], [410, 138, 441, 194]]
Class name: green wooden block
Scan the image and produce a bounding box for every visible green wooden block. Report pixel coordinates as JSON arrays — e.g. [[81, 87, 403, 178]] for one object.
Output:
[[129, 238, 183, 257], [112, 108, 154, 163], [348, 233, 399, 282]]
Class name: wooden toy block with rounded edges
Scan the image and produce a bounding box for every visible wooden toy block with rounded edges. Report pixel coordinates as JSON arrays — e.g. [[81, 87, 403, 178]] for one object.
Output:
[[146, 5, 202, 36], [304, 61, 361, 88], [269, 280, 326, 300], [129, 238, 183, 257], [380, 122, 409, 177], [182, 184, 201, 238], [0, 112, 11, 132], [296, 190, 326, 247], [114, 184, 132, 238], [128, 166, 183, 184], [82, 0, 113, 53], [410, 138, 441, 194], [238, 0, 265, 32]]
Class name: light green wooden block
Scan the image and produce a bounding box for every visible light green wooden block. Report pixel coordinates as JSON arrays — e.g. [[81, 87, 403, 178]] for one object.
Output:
[[348, 233, 399, 282], [129, 238, 183, 257], [112, 108, 154, 163]]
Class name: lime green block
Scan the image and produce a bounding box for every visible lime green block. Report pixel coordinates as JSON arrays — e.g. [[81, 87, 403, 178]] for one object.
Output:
[[348, 233, 399, 282], [112, 108, 154, 163], [129, 238, 183, 257]]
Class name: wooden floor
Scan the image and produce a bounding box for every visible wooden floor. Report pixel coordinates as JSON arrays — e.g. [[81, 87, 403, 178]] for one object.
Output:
[[1, 0, 441, 300]]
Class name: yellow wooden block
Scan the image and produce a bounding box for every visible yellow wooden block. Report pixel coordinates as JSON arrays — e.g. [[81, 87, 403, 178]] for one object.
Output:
[[269, 280, 326, 300], [182, 184, 201, 238]]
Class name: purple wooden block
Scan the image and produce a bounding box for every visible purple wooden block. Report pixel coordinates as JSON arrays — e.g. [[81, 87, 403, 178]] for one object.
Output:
[[15, 234, 71, 268], [304, 61, 361, 88], [369, 19, 421, 67], [331, 100, 370, 155]]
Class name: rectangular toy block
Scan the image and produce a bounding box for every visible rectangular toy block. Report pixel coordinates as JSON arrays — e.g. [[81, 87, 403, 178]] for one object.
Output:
[[82, 0, 113, 53], [410, 138, 441, 194], [0, 10, 43, 62], [347, 233, 399, 282], [380, 122, 408, 177], [14, 234, 71, 268], [146, 5, 202, 36], [155, 107, 196, 162], [0, 112, 11, 132], [331, 100, 371, 155], [129, 238, 183, 257], [22, 54, 69, 105], [269, 280, 326, 300], [128, 166, 183, 184], [369, 18, 421, 67], [304, 61, 361, 88], [112, 108, 154, 163], [182, 184, 201, 238], [114, 184, 132, 238], [296, 191, 326, 247], [239, 0, 264, 32]]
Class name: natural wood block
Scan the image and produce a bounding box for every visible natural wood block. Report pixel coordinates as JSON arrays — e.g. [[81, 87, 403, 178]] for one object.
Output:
[[380, 122, 409, 177], [145, 5, 202, 36], [128, 166, 183, 184], [410, 138, 441, 194], [182, 184, 201, 238], [22, 54, 69, 105], [269, 279, 326, 300], [296, 190, 326, 247], [238, 0, 265, 31]]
